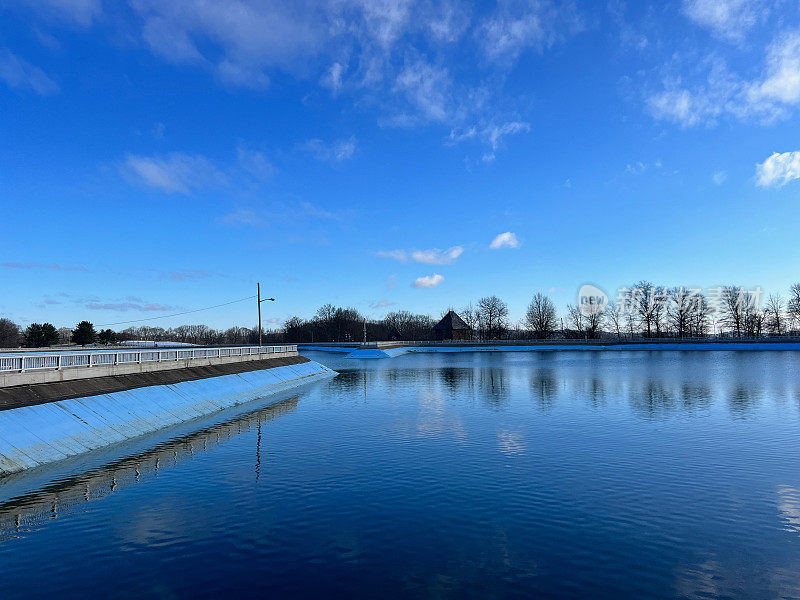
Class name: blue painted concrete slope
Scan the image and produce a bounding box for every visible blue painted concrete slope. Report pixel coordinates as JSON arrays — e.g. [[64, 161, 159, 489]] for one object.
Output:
[[0, 360, 337, 476], [303, 343, 800, 358]]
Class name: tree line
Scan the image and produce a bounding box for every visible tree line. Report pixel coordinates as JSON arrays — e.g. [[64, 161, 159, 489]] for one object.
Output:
[[3, 283, 800, 348]]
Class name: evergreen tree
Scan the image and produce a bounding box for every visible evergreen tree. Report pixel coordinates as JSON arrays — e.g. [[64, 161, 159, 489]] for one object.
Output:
[[23, 323, 59, 347], [72, 321, 97, 346], [97, 328, 117, 345]]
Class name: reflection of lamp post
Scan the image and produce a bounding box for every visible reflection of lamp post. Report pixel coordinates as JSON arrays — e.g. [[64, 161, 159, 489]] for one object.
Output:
[[257, 282, 275, 349]]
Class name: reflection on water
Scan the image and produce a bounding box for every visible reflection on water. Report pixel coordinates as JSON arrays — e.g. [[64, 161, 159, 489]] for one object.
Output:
[[2, 350, 800, 599], [0, 397, 299, 541]]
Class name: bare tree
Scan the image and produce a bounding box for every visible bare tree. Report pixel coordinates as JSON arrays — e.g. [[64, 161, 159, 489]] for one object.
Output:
[[476, 295, 509, 340], [668, 287, 701, 338], [566, 304, 584, 337], [583, 308, 604, 339], [765, 294, 785, 335], [689, 293, 712, 336], [788, 283, 800, 332], [631, 281, 657, 337], [525, 293, 557, 339], [0, 318, 21, 348], [604, 302, 623, 339], [720, 286, 746, 337], [460, 301, 477, 334], [57, 327, 72, 345]]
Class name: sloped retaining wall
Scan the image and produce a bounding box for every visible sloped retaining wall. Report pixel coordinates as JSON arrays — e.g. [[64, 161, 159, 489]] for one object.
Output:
[[0, 360, 337, 476], [299, 342, 800, 359]]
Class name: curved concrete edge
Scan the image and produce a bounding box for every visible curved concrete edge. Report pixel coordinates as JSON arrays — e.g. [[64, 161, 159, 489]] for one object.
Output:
[[0, 360, 337, 477], [407, 343, 800, 352], [301, 342, 800, 358]]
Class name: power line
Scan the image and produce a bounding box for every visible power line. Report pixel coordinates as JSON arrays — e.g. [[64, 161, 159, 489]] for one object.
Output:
[[96, 295, 257, 327]]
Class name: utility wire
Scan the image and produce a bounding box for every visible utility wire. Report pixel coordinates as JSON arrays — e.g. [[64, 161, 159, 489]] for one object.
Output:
[[96, 295, 257, 327]]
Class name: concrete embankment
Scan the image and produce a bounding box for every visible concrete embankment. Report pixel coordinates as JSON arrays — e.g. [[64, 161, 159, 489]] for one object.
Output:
[[299, 341, 800, 358], [0, 356, 337, 476]]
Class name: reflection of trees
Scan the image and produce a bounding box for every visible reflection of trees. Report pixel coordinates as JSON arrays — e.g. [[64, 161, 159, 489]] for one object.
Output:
[[528, 369, 559, 409], [436, 367, 475, 397], [0, 397, 299, 540], [629, 381, 716, 419], [727, 385, 762, 418], [585, 377, 606, 408], [629, 381, 677, 419], [327, 370, 364, 394], [679, 384, 712, 410], [479, 368, 510, 410]]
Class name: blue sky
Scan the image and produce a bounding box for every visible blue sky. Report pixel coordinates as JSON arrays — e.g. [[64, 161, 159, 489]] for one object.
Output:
[[2, 0, 800, 329]]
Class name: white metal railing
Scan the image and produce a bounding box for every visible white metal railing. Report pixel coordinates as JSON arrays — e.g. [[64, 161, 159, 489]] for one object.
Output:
[[0, 345, 297, 373]]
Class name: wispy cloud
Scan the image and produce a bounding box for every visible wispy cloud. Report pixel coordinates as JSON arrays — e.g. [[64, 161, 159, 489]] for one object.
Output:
[[648, 30, 800, 128], [370, 299, 397, 309], [712, 170, 728, 185], [8, 0, 581, 163], [478, 0, 585, 64], [489, 232, 520, 249], [160, 269, 212, 281], [682, 0, 766, 43], [394, 54, 451, 122], [86, 301, 178, 312], [2, 262, 88, 271], [122, 146, 274, 193], [413, 273, 444, 288], [756, 151, 800, 187], [220, 201, 340, 228], [122, 152, 225, 193], [0, 49, 59, 95], [377, 246, 463, 265], [447, 120, 531, 162], [302, 137, 357, 162], [13, 0, 102, 27]]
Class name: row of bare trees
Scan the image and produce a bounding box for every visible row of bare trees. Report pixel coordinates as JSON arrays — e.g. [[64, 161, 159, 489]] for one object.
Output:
[[562, 283, 800, 340], [4, 283, 800, 348]]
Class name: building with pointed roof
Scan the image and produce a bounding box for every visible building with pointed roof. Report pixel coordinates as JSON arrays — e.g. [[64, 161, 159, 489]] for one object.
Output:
[[433, 310, 472, 341]]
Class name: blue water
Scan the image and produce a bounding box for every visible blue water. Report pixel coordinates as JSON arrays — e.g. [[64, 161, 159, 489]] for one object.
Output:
[[2, 350, 800, 599]]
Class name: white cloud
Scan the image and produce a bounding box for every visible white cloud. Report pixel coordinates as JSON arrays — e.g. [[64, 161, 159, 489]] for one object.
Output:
[[377, 246, 463, 264], [220, 201, 339, 227], [394, 55, 451, 122], [302, 137, 357, 162], [649, 31, 800, 128], [220, 209, 263, 226], [122, 152, 225, 193], [756, 151, 800, 187], [748, 31, 800, 106], [412, 246, 463, 264], [370, 299, 396, 309], [413, 273, 444, 288], [321, 61, 346, 92], [123, 146, 276, 193], [86, 301, 178, 312], [13, 0, 101, 27], [377, 249, 409, 261], [682, 0, 765, 42], [447, 120, 531, 162], [712, 170, 727, 185], [478, 0, 584, 64], [490, 232, 520, 249], [131, 0, 323, 87], [0, 49, 59, 95], [12, 0, 577, 160], [236, 146, 274, 179]]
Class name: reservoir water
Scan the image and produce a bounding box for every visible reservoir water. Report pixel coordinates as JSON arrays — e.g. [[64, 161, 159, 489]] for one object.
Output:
[[2, 350, 800, 599]]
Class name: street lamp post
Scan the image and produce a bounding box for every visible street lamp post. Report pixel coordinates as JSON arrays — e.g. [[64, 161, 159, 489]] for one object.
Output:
[[257, 282, 275, 349]]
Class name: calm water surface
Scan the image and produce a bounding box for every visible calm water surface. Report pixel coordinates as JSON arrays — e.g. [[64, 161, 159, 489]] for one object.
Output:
[[2, 350, 800, 599]]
